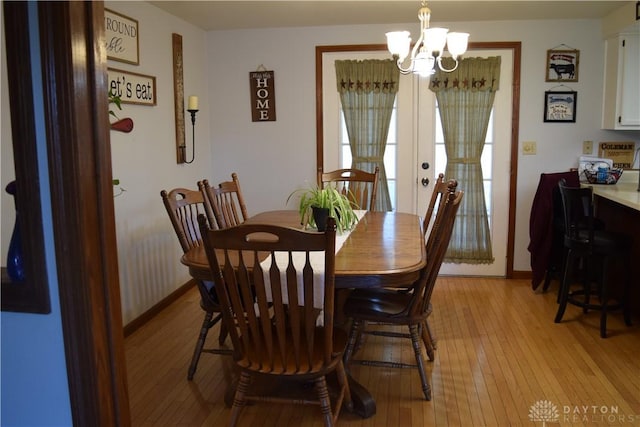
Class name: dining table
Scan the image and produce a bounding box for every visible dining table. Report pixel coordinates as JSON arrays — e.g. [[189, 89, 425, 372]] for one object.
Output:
[[181, 209, 426, 418]]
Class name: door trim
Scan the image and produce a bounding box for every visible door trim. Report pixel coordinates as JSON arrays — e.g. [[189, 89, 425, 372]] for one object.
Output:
[[316, 42, 521, 278]]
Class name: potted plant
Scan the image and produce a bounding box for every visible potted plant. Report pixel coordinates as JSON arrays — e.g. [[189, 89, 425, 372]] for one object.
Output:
[[287, 185, 358, 232]]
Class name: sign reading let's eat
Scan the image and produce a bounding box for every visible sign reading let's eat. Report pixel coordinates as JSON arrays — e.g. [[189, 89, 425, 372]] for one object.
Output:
[[108, 68, 156, 106], [249, 71, 276, 122]]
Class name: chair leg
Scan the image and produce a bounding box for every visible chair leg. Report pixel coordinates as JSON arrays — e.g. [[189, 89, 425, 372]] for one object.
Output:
[[334, 360, 353, 412], [420, 321, 435, 361], [423, 319, 437, 350], [314, 376, 334, 427], [622, 255, 632, 327], [218, 318, 228, 345], [583, 257, 593, 314], [228, 371, 250, 427], [343, 319, 362, 367], [599, 259, 609, 338], [555, 251, 574, 324], [188, 310, 214, 380], [409, 324, 431, 401]]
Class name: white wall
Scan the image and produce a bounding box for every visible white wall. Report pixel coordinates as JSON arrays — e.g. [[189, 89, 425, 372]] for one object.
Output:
[[206, 18, 640, 276], [105, 1, 211, 323]]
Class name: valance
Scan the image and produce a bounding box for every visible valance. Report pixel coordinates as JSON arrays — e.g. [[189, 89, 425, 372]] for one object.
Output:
[[430, 56, 501, 93], [335, 59, 399, 94]]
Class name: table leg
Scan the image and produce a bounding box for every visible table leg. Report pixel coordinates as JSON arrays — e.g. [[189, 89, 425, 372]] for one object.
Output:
[[347, 374, 376, 418]]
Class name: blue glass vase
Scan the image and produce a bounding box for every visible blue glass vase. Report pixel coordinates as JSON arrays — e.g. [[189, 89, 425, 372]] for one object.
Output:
[[5, 180, 25, 282]]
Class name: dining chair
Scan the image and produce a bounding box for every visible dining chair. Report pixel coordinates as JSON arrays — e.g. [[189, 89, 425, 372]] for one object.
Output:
[[420, 173, 455, 353], [554, 179, 632, 338], [198, 215, 352, 426], [200, 172, 249, 229], [342, 181, 463, 401], [318, 166, 379, 211], [160, 187, 231, 381]]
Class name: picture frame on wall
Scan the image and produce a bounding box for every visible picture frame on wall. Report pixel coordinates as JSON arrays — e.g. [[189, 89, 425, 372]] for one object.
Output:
[[544, 91, 577, 123], [545, 49, 579, 82], [105, 9, 139, 65]]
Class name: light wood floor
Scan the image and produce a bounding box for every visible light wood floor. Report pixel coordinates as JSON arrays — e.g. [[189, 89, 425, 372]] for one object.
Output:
[[125, 277, 640, 426]]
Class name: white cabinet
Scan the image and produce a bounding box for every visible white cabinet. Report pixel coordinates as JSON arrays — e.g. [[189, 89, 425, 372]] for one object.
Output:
[[602, 30, 640, 130]]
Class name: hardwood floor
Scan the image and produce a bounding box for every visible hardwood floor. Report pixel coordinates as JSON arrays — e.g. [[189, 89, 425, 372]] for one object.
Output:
[[125, 277, 640, 426]]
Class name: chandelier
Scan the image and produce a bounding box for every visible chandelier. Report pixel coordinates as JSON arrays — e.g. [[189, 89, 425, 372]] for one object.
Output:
[[386, 1, 469, 76]]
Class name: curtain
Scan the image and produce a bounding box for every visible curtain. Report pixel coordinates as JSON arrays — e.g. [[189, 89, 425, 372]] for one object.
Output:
[[335, 59, 399, 212], [429, 57, 501, 264]]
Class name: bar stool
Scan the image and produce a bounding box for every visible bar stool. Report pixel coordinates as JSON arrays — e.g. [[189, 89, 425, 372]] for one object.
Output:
[[554, 179, 633, 338]]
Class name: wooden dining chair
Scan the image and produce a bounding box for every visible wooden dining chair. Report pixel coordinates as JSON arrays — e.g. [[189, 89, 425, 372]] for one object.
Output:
[[160, 187, 231, 381], [343, 182, 463, 401], [420, 173, 454, 351], [318, 166, 379, 211], [198, 215, 352, 426], [199, 172, 249, 229], [355, 176, 456, 362]]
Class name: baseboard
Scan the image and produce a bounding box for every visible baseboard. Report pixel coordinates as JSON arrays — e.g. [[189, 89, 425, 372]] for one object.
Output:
[[124, 280, 195, 337], [511, 270, 532, 280]]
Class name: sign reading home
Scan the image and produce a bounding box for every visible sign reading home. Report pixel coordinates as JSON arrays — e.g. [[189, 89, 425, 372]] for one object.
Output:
[[249, 71, 276, 122], [108, 68, 156, 106], [598, 142, 636, 169], [105, 9, 139, 65]]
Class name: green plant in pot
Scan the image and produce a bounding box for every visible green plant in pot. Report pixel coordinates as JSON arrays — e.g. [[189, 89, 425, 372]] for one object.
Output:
[[287, 186, 358, 233]]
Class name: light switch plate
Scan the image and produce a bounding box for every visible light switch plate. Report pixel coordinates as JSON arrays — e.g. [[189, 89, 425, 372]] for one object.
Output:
[[583, 140, 593, 155], [523, 141, 536, 155]]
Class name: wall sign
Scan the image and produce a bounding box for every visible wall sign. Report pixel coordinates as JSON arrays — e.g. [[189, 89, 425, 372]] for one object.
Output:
[[598, 142, 636, 169], [108, 68, 156, 106], [545, 48, 579, 82], [249, 70, 276, 122], [543, 91, 576, 123], [105, 9, 139, 65]]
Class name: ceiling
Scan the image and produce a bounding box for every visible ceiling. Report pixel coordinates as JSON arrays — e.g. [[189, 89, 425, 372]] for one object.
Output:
[[148, 1, 631, 31]]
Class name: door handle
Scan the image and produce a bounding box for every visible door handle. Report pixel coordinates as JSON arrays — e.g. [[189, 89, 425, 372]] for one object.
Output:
[[421, 177, 429, 187], [421, 162, 430, 170]]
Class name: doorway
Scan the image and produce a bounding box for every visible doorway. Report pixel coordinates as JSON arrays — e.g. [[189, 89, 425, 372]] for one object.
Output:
[[316, 42, 521, 277]]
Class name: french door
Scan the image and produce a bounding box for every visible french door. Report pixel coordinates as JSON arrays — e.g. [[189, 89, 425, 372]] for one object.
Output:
[[321, 47, 515, 277]]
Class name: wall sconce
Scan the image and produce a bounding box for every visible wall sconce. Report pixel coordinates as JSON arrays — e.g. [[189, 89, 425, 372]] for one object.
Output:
[[182, 95, 198, 164]]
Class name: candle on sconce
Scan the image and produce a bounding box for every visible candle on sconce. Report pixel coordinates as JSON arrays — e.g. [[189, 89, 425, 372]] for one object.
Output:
[[188, 95, 198, 111]]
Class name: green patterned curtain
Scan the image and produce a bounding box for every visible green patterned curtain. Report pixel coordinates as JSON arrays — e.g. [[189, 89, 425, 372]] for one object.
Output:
[[429, 56, 501, 264], [335, 59, 399, 212]]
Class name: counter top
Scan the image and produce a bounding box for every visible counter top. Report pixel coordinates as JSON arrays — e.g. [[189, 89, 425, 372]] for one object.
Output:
[[587, 170, 640, 211]]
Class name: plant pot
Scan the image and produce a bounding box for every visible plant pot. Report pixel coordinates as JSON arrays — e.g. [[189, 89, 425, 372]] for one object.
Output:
[[312, 206, 330, 231]]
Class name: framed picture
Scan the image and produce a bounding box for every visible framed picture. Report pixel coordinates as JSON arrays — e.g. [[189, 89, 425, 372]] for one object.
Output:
[[107, 68, 156, 106], [105, 9, 139, 65], [544, 91, 577, 123], [545, 49, 579, 82]]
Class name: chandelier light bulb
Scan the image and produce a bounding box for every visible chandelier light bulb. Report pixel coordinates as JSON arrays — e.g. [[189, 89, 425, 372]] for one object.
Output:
[[386, 31, 411, 61], [447, 32, 470, 59]]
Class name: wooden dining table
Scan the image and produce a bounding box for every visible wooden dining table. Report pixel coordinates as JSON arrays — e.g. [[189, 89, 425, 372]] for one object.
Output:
[[181, 209, 426, 418]]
